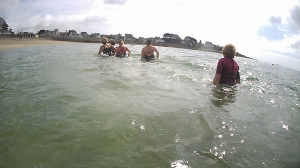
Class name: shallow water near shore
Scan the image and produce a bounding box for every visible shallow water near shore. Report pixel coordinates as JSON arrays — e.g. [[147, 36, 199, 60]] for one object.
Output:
[[0, 43, 300, 168]]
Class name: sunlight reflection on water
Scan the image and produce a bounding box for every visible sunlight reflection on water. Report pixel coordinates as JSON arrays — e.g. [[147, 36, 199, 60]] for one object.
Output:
[[0, 43, 299, 167]]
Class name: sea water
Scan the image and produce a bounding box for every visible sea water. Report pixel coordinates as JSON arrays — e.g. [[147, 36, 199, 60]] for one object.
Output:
[[0, 43, 299, 168]]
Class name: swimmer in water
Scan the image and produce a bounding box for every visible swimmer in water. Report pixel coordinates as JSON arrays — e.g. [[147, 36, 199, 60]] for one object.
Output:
[[141, 39, 159, 62], [116, 40, 131, 58], [213, 44, 240, 85], [98, 38, 116, 56]]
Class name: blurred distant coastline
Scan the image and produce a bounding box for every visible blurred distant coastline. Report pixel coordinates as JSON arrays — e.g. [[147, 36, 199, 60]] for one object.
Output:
[[0, 35, 251, 59], [50, 36, 252, 59]]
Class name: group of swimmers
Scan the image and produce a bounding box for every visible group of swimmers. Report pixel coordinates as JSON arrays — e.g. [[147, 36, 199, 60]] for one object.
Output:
[[98, 38, 132, 58], [98, 38, 240, 86], [98, 38, 159, 62]]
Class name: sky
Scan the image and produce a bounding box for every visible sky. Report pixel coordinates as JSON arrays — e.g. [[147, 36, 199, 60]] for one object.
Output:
[[1, 0, 300, 71]]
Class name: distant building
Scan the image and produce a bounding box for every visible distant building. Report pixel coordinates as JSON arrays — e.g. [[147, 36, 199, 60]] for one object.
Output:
[[79, 32, 89, 38], [91, 33, 101, 39], [68, 30, 79, 38], [16, 32, 35, 38], [155, 37, 164, 44], [0, 30, 10, 35], [99, 34, 106, 39], [205, 41, 213, 48], [125, 34, 134, 41], [53, 29, 59, 36], [45, 30, 53, 36], [37, 29, 59, 37], [112, 34, 120, 40], [138, 37, 146, 43], [37, 29, 45, 36], [23, 32, 29, 36], [214, 45, 222, 51], [59, 32, 68, 37]]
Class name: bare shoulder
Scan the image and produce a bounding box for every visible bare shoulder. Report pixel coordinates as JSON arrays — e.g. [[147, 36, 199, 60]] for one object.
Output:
[[152, 46, 158, 51]]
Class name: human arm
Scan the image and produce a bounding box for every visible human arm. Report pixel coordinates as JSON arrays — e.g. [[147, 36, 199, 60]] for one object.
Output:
[[141, 48, 145, 59], [98, 46, 104, 55], [213, 74, 221, 85], [236, 71, 240, 84], [111, 45, 117, 56], [212, 60, 223, 85], [154, 47, 159, 59], [126, 47, 131, 57]]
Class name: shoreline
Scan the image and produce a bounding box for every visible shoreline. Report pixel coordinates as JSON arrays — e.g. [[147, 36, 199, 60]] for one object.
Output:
[[0, 37, 79, 51], [0, 37, 253, 59], [51, 37, 253, 59], [128, 42, 252, 59]]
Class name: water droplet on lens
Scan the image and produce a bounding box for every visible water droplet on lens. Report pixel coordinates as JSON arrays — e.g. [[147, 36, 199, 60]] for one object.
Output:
[[282, 125, 288, 130]]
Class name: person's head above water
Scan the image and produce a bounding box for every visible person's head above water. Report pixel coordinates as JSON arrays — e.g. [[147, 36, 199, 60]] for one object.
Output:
[[110, 40, 115, 46], [119, 40, 124, 46], [102, 38, 108, 45], [222, 44, 236, 58], [146, 39, 152, 46]]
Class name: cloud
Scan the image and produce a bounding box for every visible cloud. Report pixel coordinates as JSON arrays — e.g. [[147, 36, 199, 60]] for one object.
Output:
[[268, 16, 282, 25], [84, 16, 107, 23], [256, 4, 300, 55], [0, 0, 19, 12], [257, 24, 285, 41], [291, 40, 300, 53], [257, 5, 300, 40], [0, 0, 111, 34], [103, 0, 129, 5], [257, 16, 285, 41], [288, 5, 300, 34], [8, 13, 108, 34], [257, 15, 288, 42]]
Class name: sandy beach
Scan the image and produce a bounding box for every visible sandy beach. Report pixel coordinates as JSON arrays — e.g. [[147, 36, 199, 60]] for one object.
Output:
[[0, 37, 79, 51]]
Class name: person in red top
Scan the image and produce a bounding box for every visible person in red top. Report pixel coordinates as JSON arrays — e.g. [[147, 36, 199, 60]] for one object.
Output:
[[213, 44, 240, 85], [116, 40, 131, 58]]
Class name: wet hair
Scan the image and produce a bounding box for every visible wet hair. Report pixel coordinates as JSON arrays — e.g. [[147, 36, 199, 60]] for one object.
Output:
[[222, 44, 236, 58], [146, 39, 151, 45], [110, 40, 115, 45], [119, 40, 124, 45], [102, 38, 108, 44]]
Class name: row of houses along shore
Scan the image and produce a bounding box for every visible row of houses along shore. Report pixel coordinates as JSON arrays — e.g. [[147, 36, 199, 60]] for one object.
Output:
[[0, 28, 249, 58]]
